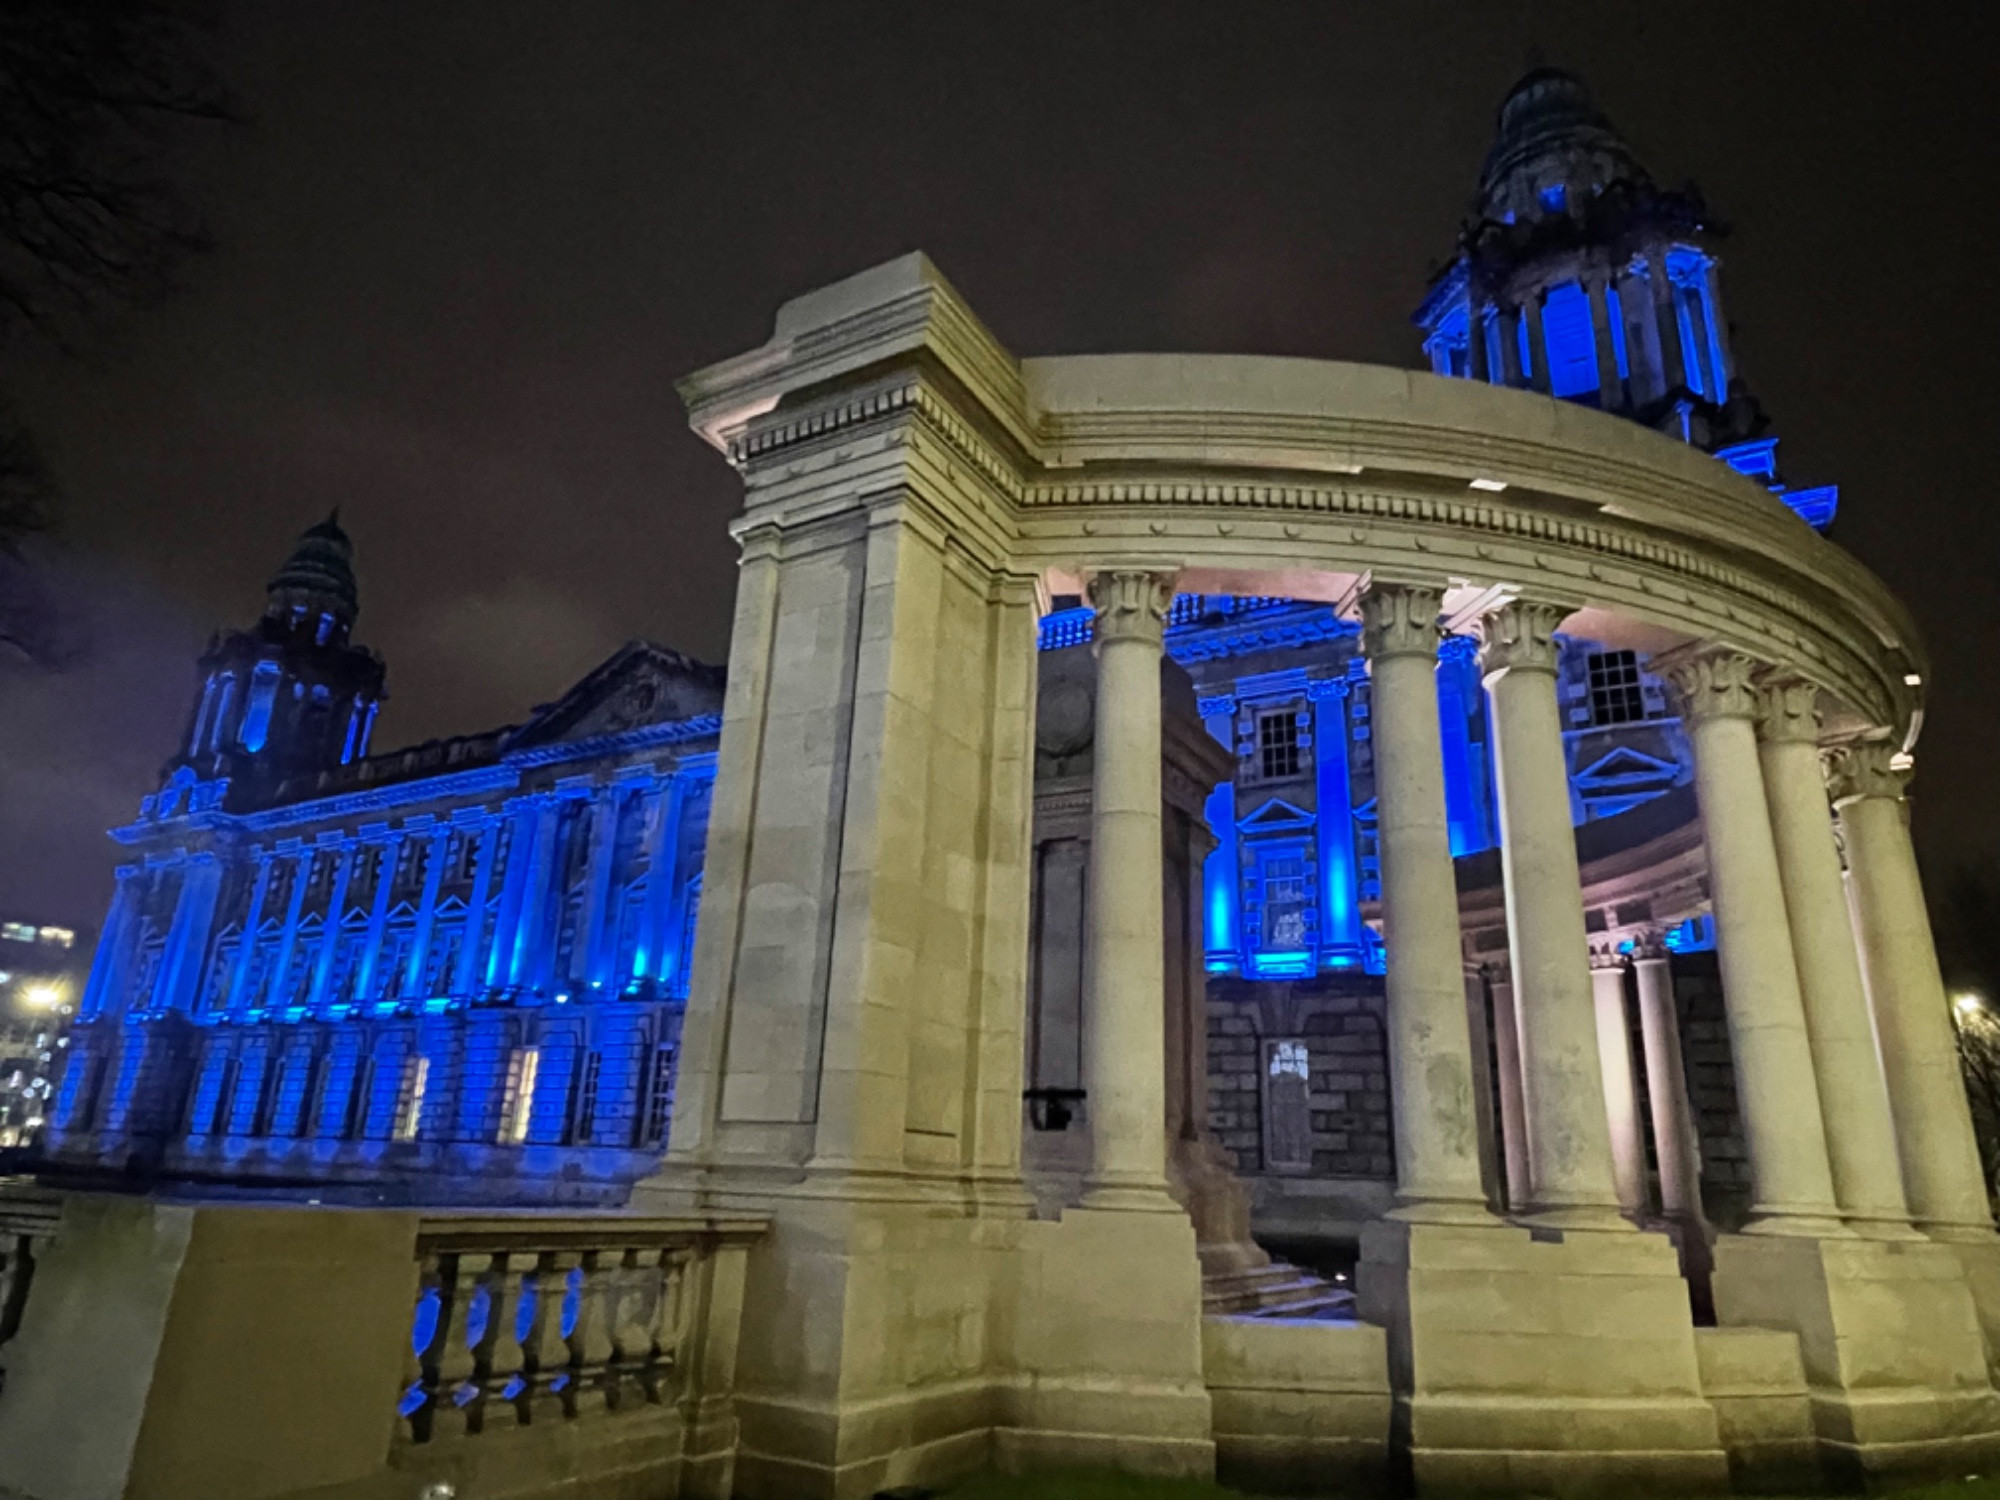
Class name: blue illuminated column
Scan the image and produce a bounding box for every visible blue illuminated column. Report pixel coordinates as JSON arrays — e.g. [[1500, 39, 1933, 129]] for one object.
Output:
[[225, 851, 275, 1011], [485, 797, 544, 988], [153, 853, 222, 1014], [576, 784, 621, 991], [1197, 698, 1240, 970], [513, 797, 566, 991], [1646, 249, 1687, 392], [1308, 678, 1362, 962], [454, 815, 501, 995], [1436, 635, 1486, 856], [635, 771, 687, 987], [260, 842, 315, 1013], [402, 820, 451, 998], [350, 829, 402, 1002], [79, 867, 140, 1020], [1586, 274, 1622, 408], [305, 838, 359, 1013]]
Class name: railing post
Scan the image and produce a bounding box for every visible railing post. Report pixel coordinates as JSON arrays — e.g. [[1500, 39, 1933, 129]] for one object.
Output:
[[519, 1250, 582, 1422], [478, 1253, 532, 1430], [567, 1249, 618, 1415]]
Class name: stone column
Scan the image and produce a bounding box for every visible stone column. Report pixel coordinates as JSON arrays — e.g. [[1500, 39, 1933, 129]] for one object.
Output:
[[154, 854, 223, 1015], [262, 844, 315, 1013], [305, 840, 359, 1014], [1496, 307, 1524, 386], [1521, 293, 1551, 394], [1488, 967, 1531, 1213], [402, 822, 451, 998], [638, 773, 689, 987], [1758, 682, 1917, 1237], [351, 831, 402, 1003], [1082, 569, 1176, 1210], [1309, 677, 1363, 959], [454, 817, 501, 996], [1665, 650, 1844, 1235], [1830, 742, 1995, 1238], [1591, 950, 1649, 1215], [1631, 937, 1703, 1223], [1648, 249, 1687, 392], [1586, 273, 1623, 409], [80, 868, 140, 1020], [225, 852, 275, 1013], [1479, 598, 1624, 1228], [1358, 579, 1490, 1221]]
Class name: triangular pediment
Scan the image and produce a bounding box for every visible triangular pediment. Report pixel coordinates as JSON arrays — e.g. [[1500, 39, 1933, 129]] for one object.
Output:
[[1240, 797, 1315, 832], [507, 641, 725, 749], [1574, 746, 1680, 789]]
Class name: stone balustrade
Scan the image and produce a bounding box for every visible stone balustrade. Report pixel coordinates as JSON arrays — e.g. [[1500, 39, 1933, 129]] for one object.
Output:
[[0, 1191, 764, 1500], [401, 1216, 732, 1444]]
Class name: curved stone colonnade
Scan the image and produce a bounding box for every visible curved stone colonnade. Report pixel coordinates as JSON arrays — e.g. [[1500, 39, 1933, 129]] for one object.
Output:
[[644, 253, 2000, 1496]]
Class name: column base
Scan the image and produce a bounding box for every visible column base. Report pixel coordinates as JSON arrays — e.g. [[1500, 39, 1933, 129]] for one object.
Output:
[[1003, 1205, 1214, 1479], [1935, 1232, 2000, 1388], [1712, 1233, 2000, 1484], [1356, 1217, 1728, 1494], [1514, 1201, 1637, 1234]]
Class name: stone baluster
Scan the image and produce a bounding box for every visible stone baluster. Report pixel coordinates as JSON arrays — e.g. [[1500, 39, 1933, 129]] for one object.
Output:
[[519, 1251, 582, 1421], [404, 1253, 446, 1442], [1664, 649, 1844, 1235], [607, 1247, 662, 1408], [1830, 742, 1996, 1239], [645, 1248, 694, 1404], [1357, 579, 1490, 1221], [1757, 682, 1917, 1238], [566, 1250, 618, 1415], [427, 1251, 491, 1440], [1631, 935, 1704, 1224], [1590, 949, 1649, 1216], [1479, 598, 1625, 1229], [478, 1253, 533, 1428], [1081, 569, 1177, 1210]]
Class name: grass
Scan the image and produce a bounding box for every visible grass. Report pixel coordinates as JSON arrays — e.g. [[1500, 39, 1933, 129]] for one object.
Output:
[[924, 1469, 2000, 1500]]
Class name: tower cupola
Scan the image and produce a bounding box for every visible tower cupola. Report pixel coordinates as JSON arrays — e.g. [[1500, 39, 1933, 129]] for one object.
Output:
[[167, 514, 388, 803], [1414, 68, 1837, 531]]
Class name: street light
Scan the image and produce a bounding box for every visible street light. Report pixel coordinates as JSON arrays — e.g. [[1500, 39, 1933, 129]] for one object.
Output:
[[1955, 992, 1985, 1019], [20, 983, 62, 1011]]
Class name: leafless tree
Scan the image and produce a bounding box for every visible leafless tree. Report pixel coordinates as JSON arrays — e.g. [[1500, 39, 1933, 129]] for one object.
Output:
[[1938, 863, 2000, 1197], [0, 1, 234, 661]]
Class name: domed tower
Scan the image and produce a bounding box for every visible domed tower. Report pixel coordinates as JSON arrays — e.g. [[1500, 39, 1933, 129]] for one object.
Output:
[[170, 512, 387, 798], [1415, 69, 1836, 529]]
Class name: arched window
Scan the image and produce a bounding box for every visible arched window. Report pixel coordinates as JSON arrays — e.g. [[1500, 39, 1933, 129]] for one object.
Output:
[[239, 662, 283, 752]]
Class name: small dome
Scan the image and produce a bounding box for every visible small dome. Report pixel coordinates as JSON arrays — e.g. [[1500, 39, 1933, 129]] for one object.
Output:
[[266, 510, 359, 624], [1477, 68, 1651, 225]]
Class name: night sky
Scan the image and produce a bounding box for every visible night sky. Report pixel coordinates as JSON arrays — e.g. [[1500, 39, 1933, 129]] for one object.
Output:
[[3, 3, 1996, 929]]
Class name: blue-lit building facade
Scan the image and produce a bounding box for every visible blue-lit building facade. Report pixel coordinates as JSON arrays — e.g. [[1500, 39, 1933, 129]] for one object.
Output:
[[49, 68, 1821, 1226], [46, 519, 721, 1204]]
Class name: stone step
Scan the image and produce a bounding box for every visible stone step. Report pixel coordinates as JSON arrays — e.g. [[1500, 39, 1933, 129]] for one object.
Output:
[[1202, 1259, 1355, 1319]]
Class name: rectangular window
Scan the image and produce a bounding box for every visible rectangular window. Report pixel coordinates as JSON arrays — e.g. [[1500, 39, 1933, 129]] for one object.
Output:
[[1586, 650, 1649, 727], [392, 1055, 428, 1142], [498, 1047, 539, 1145], [302, 1052, 333, 1138], [643, 1043, 675, 1146], [1257, 710, 1303, 780], [345, 1057, 374, 1139], [1540, 281, 1600, 398], [572, 1051, 602, 1145], [1262, 1038, 1313, 1171]]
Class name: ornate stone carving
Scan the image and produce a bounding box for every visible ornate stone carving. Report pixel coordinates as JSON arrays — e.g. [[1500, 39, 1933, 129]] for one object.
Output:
[[1755, 676, 1821, 746], [1087, 570, 1174, 645], [1304, 676, 1350, 702], [1824, 740, 1908, 806], [1476, 598, 1571, 678], [1588, 943, 1628, 972], [1663, 649, 1759, 723], [1356, 580, 1443, 661], [1627, 929, 1672, 963]]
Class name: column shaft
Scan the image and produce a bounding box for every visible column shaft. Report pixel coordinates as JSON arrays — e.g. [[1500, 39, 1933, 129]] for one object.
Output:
[[1082, 570, 1175, 1208], [1480, 598, 1624, 1226], [1592, 956, 1649, 1214], [1489, 972, 1531, 1213], [1832, 744, 1995, 1238], [1759, 684, 1915, 1235], [1666, 650, 1843, 1234], [1633, 949, 1704, 1222], [1359, 580, 1489, 1220]]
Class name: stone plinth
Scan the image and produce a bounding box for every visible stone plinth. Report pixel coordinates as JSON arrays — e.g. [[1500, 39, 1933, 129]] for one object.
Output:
[[1712, 1235, 2000, 1483], [1201, 1315, 1392, 1496], [1694, 1327, 1821, 1493], [1357, 1218, 1728, 1493]]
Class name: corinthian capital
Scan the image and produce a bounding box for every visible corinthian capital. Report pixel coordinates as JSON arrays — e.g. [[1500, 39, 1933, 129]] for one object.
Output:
[[1755, 676, 1822, 746], [1087, 570, 1174, 646], [1662, 648, 1759, 724], [1476, 598, 1572, 679], [1824, 740, 1908, 806], [1357, 579, 1443, 661]]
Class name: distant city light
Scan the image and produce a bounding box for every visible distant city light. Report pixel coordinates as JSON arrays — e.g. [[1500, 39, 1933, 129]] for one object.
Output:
[[1468, 477, 1508, 492], [21, 983, 63, 1011]]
